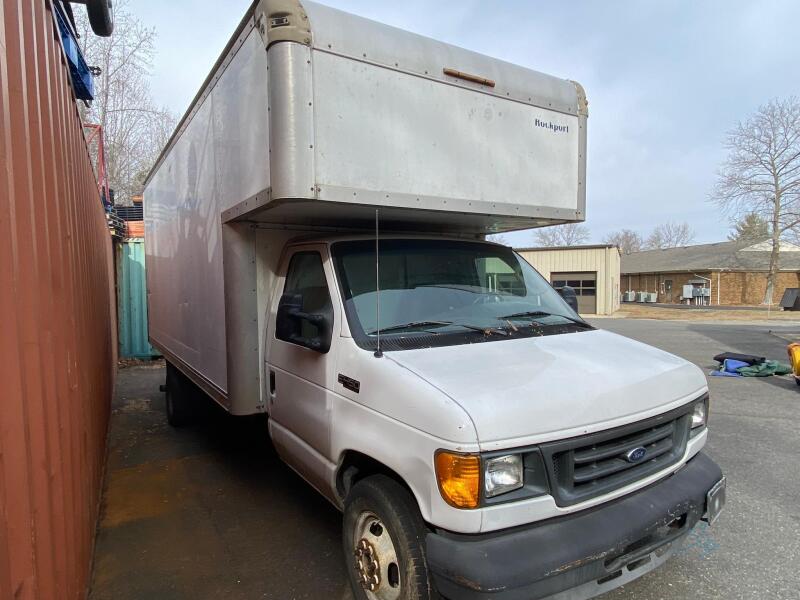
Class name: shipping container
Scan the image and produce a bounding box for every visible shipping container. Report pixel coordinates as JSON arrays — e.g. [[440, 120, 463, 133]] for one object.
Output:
[[0, 2, 116, 599], [117, 240, 157, 359]]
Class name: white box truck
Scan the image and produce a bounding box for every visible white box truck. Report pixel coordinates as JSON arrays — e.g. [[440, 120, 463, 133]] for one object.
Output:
[[144, 2, 725, 598]]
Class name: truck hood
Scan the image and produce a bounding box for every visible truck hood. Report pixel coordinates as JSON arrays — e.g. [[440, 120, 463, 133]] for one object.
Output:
[[386, 329, 707, 449]]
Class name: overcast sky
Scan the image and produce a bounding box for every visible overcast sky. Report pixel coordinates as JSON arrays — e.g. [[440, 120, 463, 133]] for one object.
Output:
[[135, 0, 800, 246]]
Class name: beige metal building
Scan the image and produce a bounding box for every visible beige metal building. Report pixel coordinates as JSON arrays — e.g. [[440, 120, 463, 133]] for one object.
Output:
[[516, 245, 621, 315]]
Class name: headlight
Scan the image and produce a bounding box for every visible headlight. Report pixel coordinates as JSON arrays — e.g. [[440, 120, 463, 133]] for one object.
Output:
[[691, 399, 708, 429], [436, 450, 549, 508], [485, 454, 523, 498]]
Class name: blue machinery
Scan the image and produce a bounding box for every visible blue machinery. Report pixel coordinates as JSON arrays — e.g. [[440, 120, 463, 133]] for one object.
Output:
[[53, 1, 95, 101]]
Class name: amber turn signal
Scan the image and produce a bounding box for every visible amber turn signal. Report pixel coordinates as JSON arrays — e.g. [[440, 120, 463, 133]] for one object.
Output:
[[435, 451, 481, 509]]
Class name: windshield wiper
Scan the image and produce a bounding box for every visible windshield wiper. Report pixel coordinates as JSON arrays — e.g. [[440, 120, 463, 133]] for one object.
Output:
[[368, 320, 508, 336], [499, 311, 592, 328], [367, 320, 453, 335], [455, 322, 509, 336], [414, 284, 482, 294]]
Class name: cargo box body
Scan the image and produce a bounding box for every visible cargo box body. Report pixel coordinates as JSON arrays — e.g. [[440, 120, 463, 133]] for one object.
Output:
[[144, 0, 588, 413]]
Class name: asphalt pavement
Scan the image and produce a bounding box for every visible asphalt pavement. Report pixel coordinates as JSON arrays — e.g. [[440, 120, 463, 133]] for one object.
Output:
[[593, 318, 800, 600], [89, 318, 800, 600]]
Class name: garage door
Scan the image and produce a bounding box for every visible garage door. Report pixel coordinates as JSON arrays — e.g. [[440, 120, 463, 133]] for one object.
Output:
[[551, 272, 597, 314]]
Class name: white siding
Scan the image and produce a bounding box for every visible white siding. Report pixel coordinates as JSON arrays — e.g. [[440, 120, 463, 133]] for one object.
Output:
[[517, 247, 621, 315]]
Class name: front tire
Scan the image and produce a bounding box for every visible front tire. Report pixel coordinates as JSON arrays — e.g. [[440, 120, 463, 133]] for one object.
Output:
[[343, 475, 438, 600]]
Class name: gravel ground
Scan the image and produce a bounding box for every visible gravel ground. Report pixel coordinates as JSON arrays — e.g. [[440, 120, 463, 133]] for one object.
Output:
[[89, 319, 800, 600]]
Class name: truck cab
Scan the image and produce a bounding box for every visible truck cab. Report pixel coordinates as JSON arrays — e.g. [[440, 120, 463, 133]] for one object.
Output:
[[257, 234, 723, 599]]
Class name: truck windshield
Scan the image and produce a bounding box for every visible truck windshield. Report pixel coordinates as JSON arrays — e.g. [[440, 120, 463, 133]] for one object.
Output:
[[331, 239, 592, 351]]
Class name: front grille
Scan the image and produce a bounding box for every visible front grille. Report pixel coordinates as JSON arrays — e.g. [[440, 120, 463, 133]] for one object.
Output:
[[540, 402, 697, 507]]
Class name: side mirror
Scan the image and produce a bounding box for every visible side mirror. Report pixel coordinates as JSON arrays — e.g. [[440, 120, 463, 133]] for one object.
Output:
[[555, 285, 579, 314], [276, 293, 333, 353]]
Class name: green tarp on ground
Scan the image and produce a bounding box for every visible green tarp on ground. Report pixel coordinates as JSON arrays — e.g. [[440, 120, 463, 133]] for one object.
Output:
[[736, 360, 792, 377]]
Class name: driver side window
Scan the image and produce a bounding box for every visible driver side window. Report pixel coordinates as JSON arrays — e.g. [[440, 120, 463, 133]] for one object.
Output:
[[278, 252, 333, 347]]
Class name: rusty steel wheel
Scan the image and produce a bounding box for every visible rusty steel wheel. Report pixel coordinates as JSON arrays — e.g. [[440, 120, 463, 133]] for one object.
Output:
[[352, 512, 402, 600], [343, 475, 439, 600]]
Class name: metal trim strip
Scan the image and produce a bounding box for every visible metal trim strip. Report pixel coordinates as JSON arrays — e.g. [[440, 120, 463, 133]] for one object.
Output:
[[150, 342, 231, 410]]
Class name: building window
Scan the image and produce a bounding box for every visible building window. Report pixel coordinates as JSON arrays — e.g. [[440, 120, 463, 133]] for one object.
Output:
[[552, 277, 596, 296]]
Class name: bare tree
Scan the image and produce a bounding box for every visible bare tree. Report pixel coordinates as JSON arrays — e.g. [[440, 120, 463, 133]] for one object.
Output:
[[77, 1, 176, 204], [711, 97, 800, 304], [782, 226, 800, 247], [727, 212, 770, 241], [602, 229, 643, 254], [533, 223, 590, 247], [645, 221, 695, 249]]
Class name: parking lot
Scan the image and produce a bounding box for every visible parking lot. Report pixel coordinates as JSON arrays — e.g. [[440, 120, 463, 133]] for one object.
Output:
[[89, 318, 800, 600]]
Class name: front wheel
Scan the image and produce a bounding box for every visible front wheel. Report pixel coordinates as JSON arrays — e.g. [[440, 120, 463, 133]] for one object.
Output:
[[343, 475, 438, 600]]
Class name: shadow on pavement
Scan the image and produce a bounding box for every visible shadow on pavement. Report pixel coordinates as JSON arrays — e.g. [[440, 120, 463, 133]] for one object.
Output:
[[90, 364, 354, 600]]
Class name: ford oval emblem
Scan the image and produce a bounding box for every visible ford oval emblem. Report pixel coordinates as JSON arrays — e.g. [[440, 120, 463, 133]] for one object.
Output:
[[625, 446, 647, 463]]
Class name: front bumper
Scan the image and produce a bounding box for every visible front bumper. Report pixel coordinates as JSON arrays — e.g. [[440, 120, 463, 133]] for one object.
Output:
[[426, 452, 723, 600]]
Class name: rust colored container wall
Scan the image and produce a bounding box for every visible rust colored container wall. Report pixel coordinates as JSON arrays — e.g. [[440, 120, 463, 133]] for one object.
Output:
[[0, 1, 116, 599]]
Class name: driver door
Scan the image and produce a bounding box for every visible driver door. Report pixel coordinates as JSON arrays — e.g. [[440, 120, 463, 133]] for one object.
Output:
[[266, 244, 340, 495]]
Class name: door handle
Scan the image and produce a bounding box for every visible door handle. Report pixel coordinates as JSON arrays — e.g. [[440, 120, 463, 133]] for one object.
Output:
[[269, 370, 276, 396]]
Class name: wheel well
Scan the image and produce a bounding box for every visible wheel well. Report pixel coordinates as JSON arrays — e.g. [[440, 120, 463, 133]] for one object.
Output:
[[336, 451, 413, 502]]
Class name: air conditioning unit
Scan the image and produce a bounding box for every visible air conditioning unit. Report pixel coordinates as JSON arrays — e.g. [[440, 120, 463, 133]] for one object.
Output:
[[636, 292, 648, 302], [647, 293, 658, 303], [622, 291, 635, 302]]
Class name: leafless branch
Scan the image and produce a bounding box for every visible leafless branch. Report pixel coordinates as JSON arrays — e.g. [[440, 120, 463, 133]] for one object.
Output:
[[532, 223, 591, 247], [78, 0, 176, 204], [645, 221, 695, 249], [602, 229, 643, 254]]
